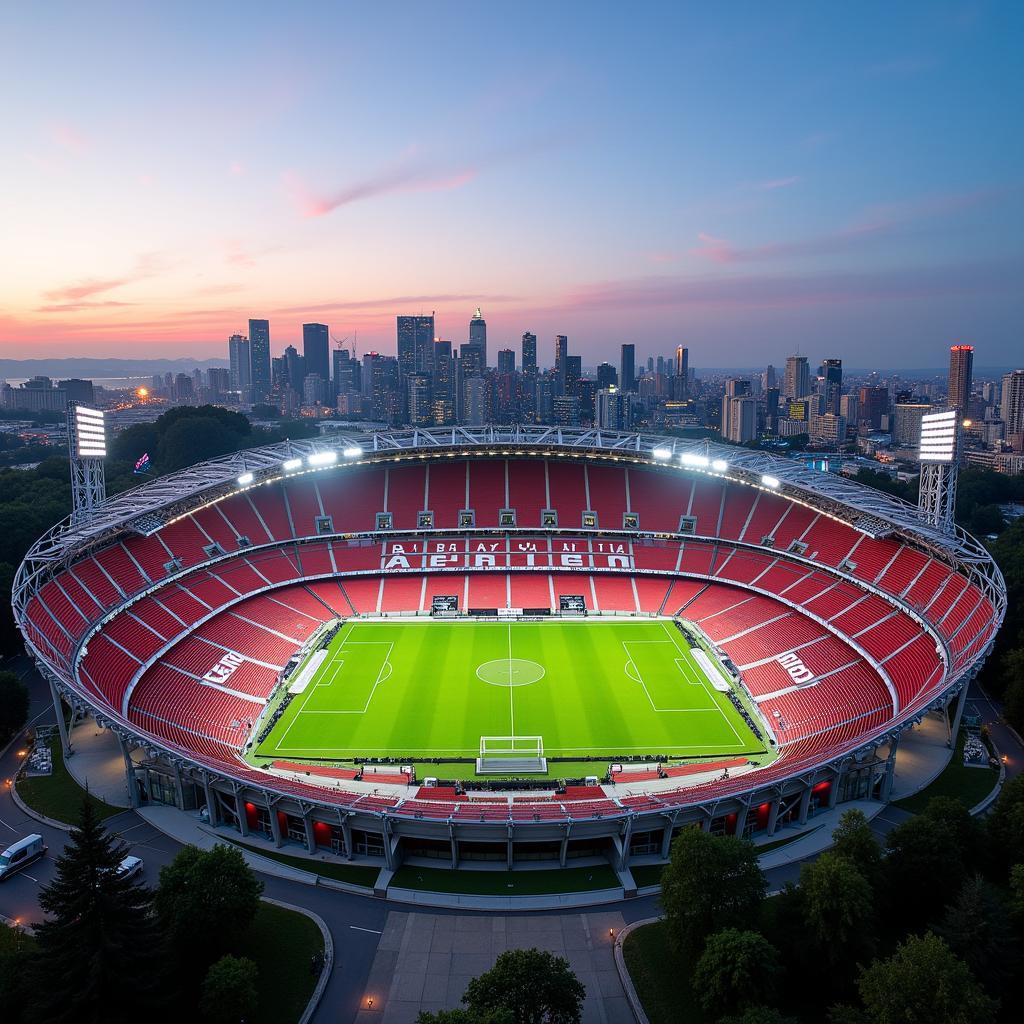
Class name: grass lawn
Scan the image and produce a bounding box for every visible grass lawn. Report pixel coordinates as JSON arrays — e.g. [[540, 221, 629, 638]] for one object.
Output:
[[16, 735, 123, 825], [893, 730, 999, 814], [234, 902, 323, 1024], [255, 619, 766, 768], [228, 838, 381, 887], [390, 863, 621, 896], [623, 920, 709, 1024]]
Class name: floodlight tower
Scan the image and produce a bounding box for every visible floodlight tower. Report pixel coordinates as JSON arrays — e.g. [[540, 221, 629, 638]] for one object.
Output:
[[68, 403, 108, 524], [917, 409, 959, 534]]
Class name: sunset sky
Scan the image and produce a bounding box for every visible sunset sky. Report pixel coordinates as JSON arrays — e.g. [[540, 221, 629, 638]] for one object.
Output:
[[1, 2, 1021, 367]]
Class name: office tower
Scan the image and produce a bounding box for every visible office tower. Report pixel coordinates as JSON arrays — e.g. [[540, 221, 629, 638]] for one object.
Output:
[[207, 367, 230, 396], [520, 332, 537, 376], [303, 373, 327, 406], [674, 346, 689, 400], [553, 394, 580, 426], [497, 349, 516, 375], [948, 344, 974, 413], [248, 319, 271, 400], [784, 355, 810, 401], [463, 375, 487, 426], [725, 378, 752, 398], [332, 347, 356, 395], [620, 344, 636, 392], [765, 364, 777, 390], [858, 385, 889, 432], [1002, 369, 1024, 450], [839, 393, 859, 428], [405, 373, 432, 426], [459, 341, 486, 376], [397, 314, 435, 379], [765, 387, 780, 428], [302, 323, 330, 386], [723, 395, 756, 443], [554, 335, 568, 395], [656, 355, 665, 377], [808, 412, 847, 445], [823, 359, 843, 415], [534, 376, 554, 423], [228, 334, 251, 393], [597, 362, 618, 390], [564, 355, 582, 399], [469, 308, 487, 368], [283, 345, 305, 394], [894, 402, 932, 447], [596, 386, 632, 430]]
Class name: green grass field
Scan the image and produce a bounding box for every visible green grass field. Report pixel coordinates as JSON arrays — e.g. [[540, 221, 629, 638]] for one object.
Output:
[[253, 618, 767, 772]]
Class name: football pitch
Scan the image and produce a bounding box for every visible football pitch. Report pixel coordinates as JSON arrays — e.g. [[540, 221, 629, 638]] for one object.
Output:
[[253, 619, 768, 766]]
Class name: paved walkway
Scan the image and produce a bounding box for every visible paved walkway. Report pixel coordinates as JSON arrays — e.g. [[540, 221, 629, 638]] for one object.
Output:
[[64, 716, 132, 806], [355, 909, 633, 1024]]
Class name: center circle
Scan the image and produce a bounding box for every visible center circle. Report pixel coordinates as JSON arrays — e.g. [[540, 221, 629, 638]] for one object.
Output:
[[476, 659, 546, 687]]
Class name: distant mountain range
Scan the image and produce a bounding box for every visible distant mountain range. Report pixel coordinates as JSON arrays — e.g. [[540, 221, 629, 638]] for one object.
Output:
[[0, 357, 229, 379]]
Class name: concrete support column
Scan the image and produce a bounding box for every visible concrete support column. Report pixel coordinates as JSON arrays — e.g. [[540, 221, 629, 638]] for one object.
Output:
[[734, 803, 749, 838], [881, 734, 901, 802], [559, 825, 570, 868], [202, 773, 219, 826], [619, 817, 634, 870], [382, 822, 397, 871], [301, 809, 316, 853], [234, 788, 250, 837], [116, 735, 139, 809], [766, 797, 781, 836], [450, 826, 459, 869], [48, 675, 71, 757], [798, 784, 813, 825], [660, 820, 674, 859], [267, 798, 283, 847], [171, 761, 186, 809], [506, 825, 514, 870], [948, 681, 971, 748], [828, 773, 841, 808], [341, 815, 354, 860]]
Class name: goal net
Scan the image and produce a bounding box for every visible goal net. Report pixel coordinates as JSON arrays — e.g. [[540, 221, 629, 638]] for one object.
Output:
[[477, 735, 547, 774]]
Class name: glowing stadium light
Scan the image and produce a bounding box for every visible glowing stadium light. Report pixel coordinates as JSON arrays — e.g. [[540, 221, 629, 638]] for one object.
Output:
[[237, 472, 254, 486], [761, 474, 781, 489], [307, 450, 338, 467], [680, 452, 710, 468], [651, 446, 673, 460], [73, 406, 107, 458], [918, 409, 958, 463], [281, 457, 303, 472], [342, 446, 364, 458], [711, 459, 729, 473]]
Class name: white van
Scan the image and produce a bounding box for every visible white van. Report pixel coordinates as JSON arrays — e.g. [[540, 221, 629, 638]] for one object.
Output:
[[0, 834, 47, 881]]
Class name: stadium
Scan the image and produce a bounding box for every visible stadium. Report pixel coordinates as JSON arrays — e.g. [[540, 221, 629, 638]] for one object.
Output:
[[12, 427, 1006, 884]]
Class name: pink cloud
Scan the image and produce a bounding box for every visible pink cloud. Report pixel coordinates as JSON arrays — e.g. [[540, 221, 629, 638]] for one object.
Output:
[[50, 120, 90, 154], [229, 160, 245, 176], [754, 176, 801, 191], [39, 252, 169, 309], [690, 233, 736, 263]]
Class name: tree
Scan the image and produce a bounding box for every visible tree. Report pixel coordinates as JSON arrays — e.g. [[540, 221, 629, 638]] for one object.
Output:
[[855, 933, 997, 1024], [934, 874, 1017, 995], [419, 1010, 513, 1024], [799, 852, 874, 966], [661, 827, 767, 957], [31, 798, 164, 1023], [691, 928, 781, 1017], [1009, 863, 1024, 923], [0, 923, 35, 1024], [720, 1010, 798, 1024], [155, 843, 263, 970], [0, 670, 29, 740], [462, 948, 585, 1024], [199, 955, 259, 1024], [985, 774, 1024, 877], [830, 809, 881, 884]]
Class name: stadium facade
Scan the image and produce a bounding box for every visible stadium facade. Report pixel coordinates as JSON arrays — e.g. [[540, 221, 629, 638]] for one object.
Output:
[[13, 428, 1005, 881]]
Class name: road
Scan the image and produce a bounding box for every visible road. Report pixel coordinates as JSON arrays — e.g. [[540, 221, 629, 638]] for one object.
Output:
[[2, 658, 1020, 1021]]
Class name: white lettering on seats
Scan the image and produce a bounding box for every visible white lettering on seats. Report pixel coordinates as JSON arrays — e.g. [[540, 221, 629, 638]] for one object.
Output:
[[776, 651, 814, 684]]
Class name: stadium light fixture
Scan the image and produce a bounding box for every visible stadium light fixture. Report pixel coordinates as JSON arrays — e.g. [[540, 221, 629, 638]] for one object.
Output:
[[281, 457, 303, 472], [711, 459, 729, 473], [761, 474, 781, 488], [307, 450, 338, 467], [918, 409, 958, 463], [651, 446, 673, 460], [73, 405, 107, 458], [680, 452, 710, 468], [343, 446, 364, 458], [237, 471, 254, 486]]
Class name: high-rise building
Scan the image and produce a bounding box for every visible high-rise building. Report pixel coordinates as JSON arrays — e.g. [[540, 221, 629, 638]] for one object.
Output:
[[723, 395, 756, 443], [303, 373, 328, 407], [497, 349, 516, 375], [554, 335, 568, 395], [459, 342, 486, 376], [823, 359, 843, 415], [620, 344, 636, 393], [431, 341, 455, 425], [894, 402, 932, 447], [463, 375, 487, 426], [397, 315, 435, 379], [808, 412, 847, 446], [283, 345, 305, 394], [596, 386, 632, 430], [858, 385, 889, 432], [406, 373, 433, 426], [302, 323, 330, 386], [564, 355, 582, 399], [521, 332, 537, 376], [674, 346, 689, 401], [228, 334, 251, 394], [248, 319, 271, 400], [784, 355, 810, 401], [597, 362, 618, 390], [469, 308, 487, 368], [948, 344, 974, 413], [1001, 369, 1024, 451]]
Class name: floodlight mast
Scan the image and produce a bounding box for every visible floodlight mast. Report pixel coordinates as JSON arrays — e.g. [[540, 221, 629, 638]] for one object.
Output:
[[917, 410, 959, 534], [68, 402, 108, 525]]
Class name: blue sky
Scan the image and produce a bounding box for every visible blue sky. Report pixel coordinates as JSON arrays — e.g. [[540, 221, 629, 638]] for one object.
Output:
[[1, 1, 1021, 367]]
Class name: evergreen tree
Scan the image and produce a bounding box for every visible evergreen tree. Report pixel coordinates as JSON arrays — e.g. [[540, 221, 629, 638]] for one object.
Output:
[[691, 928, 781, 1017], [830, 809, 882, 884], [32, 799, 164, 1024], [799, 852, 874, 966]]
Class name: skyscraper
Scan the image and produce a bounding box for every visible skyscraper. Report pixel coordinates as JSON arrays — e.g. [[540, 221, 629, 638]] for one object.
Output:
[[723, 396, 756, 443], [784, 355, 810, 401], [397, 315, 435, 379], [228, 334, 251, 393], [823, 358, 843, 415], [674, 346, 689, 400], [497, 349, 516, 374], [948, 344, 974, 413], [1001, 369, 1024, 451], [620, 343, 636, 393], [303, 323, 330, 386], [554, 335, 568, 395], [248, 319, 271, 400], [597, 362, 618, 390], [521, 332, 537, 376], [469, 308, 487, 368]]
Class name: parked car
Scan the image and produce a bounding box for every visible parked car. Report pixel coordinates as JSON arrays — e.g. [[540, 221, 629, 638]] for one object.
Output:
[[0, 834, 47, 882], [117, 855, 144, 880]]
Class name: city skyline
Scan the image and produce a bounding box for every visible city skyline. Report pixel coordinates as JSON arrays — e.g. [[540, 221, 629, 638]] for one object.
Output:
[[1, 3, 1022, 366]]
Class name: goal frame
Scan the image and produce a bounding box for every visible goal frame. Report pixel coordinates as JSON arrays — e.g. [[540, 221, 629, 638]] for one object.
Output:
[[477, 735, 547, 774]]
